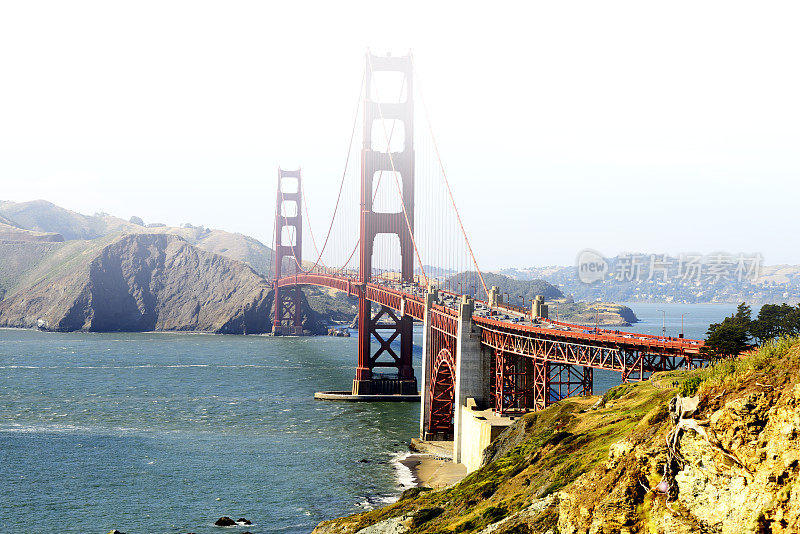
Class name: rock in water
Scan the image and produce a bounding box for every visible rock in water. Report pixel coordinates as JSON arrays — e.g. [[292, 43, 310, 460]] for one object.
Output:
[[214, 516, 236, 526], [236, 517, 252, 525]]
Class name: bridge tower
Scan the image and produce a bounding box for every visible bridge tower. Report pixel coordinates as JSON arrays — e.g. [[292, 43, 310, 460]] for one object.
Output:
[[352, 53, 418, 396], [273, 168, 304, 335]]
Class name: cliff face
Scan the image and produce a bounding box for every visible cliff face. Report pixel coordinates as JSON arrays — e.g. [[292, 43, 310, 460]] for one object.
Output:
[[314, 338, 800, 534], [0, 233, 325, 334], [554, 339, 800, 534]]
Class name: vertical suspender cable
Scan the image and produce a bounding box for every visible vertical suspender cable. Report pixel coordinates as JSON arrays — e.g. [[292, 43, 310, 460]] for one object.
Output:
[[411, 54, 489, 300]]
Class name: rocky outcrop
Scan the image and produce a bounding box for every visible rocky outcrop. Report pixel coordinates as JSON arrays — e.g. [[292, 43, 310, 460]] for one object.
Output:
[[0, 233, 326, 334], [328, 327, 351, 337], [214, 517, 236, 526], [313, 338, 800, 534], [553, 344, 800, 534]]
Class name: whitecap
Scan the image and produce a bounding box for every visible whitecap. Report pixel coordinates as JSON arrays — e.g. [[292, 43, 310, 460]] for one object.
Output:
[[390, 451, 418, 490]]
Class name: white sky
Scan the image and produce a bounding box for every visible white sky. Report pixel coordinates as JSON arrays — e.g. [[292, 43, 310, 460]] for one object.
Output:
[[1, 1, 798, 269]]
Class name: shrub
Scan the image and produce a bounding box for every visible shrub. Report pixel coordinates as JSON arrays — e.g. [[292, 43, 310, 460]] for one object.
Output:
[[679, 376, 702, 397], [411, 507, 444, 528], [482, 506, 508, 523]]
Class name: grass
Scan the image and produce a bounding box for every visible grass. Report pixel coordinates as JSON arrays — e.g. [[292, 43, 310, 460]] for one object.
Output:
[[605, 383, 634, 400], [678, 375, 702, 397], [694, 335, 800, 395], [0, 241, 65, 296], [316, 380, 677, 534]]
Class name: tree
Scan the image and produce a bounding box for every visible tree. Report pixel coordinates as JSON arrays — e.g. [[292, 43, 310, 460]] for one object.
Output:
[[750, 303, 800, 343], [701, 302, 752, 358], [702, 318, 751, 358], [734, 302, 752, 323]]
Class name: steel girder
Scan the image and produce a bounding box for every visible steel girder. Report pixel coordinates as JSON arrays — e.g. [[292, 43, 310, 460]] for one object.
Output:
[[428, 348, 456, 436], [479, 324, 689, 379], [425, 308, 458, 437]]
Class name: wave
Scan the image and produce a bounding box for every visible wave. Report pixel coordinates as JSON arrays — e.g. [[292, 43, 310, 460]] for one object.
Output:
[[356, 493, 399, 511], [0, 364, 333, 370], [390, 451, 418, 490], [0, 423, 155, 435]]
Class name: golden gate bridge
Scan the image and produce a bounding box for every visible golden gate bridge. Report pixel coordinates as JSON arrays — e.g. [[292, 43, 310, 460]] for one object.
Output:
[[271, 52, 704, 461]]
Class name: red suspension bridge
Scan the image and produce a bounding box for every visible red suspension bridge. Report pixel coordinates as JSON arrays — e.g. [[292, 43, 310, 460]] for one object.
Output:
[[272, 53, 705, 446]]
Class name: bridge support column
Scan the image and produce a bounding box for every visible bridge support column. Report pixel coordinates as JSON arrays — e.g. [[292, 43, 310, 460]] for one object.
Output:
[[352, 303, 417, 395], [453, 297, 491, 465], [492, 349, 535, 415], [352, 52, 417, 396], [273, 168, 304, 336], [488, 286, 502, 308], [532, 362, 594, 410], [273, 284, 303, 336]]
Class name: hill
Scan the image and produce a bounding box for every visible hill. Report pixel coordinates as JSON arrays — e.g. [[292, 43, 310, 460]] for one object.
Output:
[[453, 271, 637, 326], [0, 233, 326, 334], [0, 200, 356, 331], [502, 257, 800, 306], [0, 199, 276, 276], [0, 199, 136, 240], [0, 221, 64, 243], [314, 337, 800, 533], [454, 271, 566, 303]]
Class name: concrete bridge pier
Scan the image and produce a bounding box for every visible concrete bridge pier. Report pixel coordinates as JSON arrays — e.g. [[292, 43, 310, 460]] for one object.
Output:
[[452, 296, 492, 465], [419, 293, 506, 470]]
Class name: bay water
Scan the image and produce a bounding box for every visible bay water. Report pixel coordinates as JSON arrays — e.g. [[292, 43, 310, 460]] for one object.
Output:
[[0, 303, 734, 533]]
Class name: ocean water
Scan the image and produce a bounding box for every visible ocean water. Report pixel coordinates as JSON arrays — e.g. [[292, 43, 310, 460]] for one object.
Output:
[[0, 303, 734, 533], [0, 330, 421, 534], [618, 302, 737, 341], [590, 302, 737, 393]]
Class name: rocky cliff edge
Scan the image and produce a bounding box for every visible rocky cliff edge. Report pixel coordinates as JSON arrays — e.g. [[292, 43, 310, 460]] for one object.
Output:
[[314, 337, 800, 534]]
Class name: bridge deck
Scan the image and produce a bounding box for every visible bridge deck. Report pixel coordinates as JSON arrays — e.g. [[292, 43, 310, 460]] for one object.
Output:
[[275, 273, 704, 371]]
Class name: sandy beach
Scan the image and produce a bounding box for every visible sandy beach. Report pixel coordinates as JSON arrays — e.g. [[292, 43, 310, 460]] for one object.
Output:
[[400, 440, 467, 489]]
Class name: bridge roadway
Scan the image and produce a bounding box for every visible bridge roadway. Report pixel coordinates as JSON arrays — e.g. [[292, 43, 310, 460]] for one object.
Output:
[[275, 272, 704, 374], [277, 271, 706, 467]]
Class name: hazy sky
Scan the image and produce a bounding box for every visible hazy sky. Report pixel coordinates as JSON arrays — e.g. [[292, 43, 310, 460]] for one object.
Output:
[[1, 1, 798, 269]]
